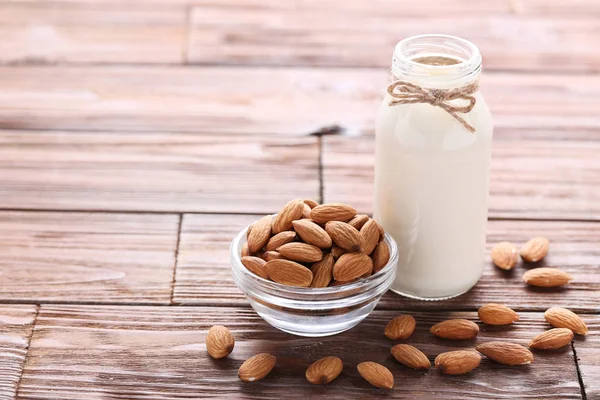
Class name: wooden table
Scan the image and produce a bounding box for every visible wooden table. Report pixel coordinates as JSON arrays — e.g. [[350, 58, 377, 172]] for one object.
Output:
[[0, 0, 599, 398]]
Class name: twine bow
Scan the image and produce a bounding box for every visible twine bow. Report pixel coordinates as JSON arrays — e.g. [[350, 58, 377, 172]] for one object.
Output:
[[387, 80, 479, 133]]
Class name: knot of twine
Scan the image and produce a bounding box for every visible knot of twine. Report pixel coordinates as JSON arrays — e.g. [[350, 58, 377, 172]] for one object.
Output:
[[387, 80, 479, 133]]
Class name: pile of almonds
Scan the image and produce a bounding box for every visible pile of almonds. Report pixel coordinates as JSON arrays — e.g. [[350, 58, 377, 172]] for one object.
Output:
[[241, 199, 390, 288], [205, 305, 588, 387]]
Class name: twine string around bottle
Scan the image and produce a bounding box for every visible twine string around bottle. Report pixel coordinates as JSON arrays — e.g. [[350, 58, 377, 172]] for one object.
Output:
[[387, 80, 479, 133]]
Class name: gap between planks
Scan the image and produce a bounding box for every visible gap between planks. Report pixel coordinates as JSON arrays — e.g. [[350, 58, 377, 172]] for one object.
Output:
[[13, 304, 39, 400]]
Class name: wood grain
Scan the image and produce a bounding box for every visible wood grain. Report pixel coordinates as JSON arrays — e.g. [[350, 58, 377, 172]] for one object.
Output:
[[0, 67, 599, 134], [573, 314, 599, 399], [0, 212, 178, 303], [174, 214, 600, 312], [0, 305, 37, 400], [0, 131, 319, 213], [323, 136, 600, 220], [17, 305, 581, 399], [188, 0, 600, 72]]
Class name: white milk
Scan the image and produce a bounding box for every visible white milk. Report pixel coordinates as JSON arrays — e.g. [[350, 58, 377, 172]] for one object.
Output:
[[374, 35, 493, 300]]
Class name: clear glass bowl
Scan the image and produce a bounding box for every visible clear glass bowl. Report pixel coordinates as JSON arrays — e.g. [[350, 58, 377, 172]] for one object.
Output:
[[230, 224, 398, 337]]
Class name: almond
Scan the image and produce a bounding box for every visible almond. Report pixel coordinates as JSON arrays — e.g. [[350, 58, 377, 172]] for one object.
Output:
[[333, 252, 373, 282], [430, 319, 479, 340], [266, 231, 297, 251], [384, 315, 416, 340], [263, 251, 285, 262], [491, 241, 519, 270], [310, 203, 357, 224], [331, 245, 346, 259], [476, 341, 534, 365], [276, 242, 323, 263], [247, 215, 272, 253], [238, 353, 276, 382], [391, 344, 430, 370], [241, 242, 250, 257], [357, 362, 394, 389], [292, 219, 332, 249], [329, 280, 349, 287], [523, 267, 572, 287], [372, 241, 390, 273], [520, 236, 549, 263], [272, 198, 304, 233], [326, 221, 364, 252], [435, 350, 481, 375], [265, 259, 313, 287], [360, 219, 380, 255], [303, 198, 319, 209], [478, 304, 520, 326], [241, 256, 269, 279], [544, 307, 588, 335], [529, 328, 574, 350], [347, 214, 370, 230], [305, 356, 343, 385], [310, 253, 334, 288], [302, 203, 312, 219], [206, 325, 235, 359]]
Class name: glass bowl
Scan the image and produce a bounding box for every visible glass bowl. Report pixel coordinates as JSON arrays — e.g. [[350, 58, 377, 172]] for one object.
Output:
[[230, 223, 398, 337]]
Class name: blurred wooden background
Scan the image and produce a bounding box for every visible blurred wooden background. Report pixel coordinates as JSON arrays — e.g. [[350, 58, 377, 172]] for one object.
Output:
[[0, 0, 599, 398]]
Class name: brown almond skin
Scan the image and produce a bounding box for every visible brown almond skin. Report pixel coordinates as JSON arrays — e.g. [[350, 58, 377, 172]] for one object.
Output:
[[491, 241, 519, 270], [247, 215, 272, 253], [272, 198, 304, 233], [544, 307, 588, 335], [478, 303, 520, 326], [265, 259, 313, 287], [435, 350, 481, 375], [238, 353, 276, 382], [391, 344, 430, 370], [357, 362, 394, 389], [241, 243, 250, 257], [302, 203, 312, 219], [266, 231, 297, 252], [241, 256, 269, 279], [206, 325, 235, 359], [303, 198, 319, 209], [347, 214, 370, 230], [331, 245, 347, 259], [305, 356, 343, 385], [384, 315, 416, 340], [520, 236, 550, 263], [310, 253, 334, 288], [277, 242, 323, 263], [310, 203, 357, 224], [333, 252, 373, 282], [292, 219, 332, 249], [523, 267, 572, 287], [529, 328, 574, 350], [476, 341, 534, 365], [326, 221, 364, 252], [430, 319, 479, 340], [372, 241, 390, 273], [360, 219, 380, 255], [263, 251, 285, 262]]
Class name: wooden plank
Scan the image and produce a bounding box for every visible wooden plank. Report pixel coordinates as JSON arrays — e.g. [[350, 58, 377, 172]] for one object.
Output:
[[0, 4, 185, 65], [17, 305, 581, 399], [174, 214, 600, 312], [514, 0, 600, 16], [0, 212, 178, 303], [322, 136, 600, 220], [0, 67, 599, 134], [188, 1, 600, 72], [0, 305, 37, 400], [574, 314, 599, 399], [0, 131, 319, 213]]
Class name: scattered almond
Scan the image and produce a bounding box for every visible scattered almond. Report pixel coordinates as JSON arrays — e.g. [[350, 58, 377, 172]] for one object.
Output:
[[305, 356, 343, 385], [247, 215, 272, 253], [478, 304, 520, 326], [310, 253, 334, 288], [347, 214, 370, 230], [241, 256, 269, 279], [523, 267, 572, 287], [333, 252, 373, 282], [303, 198, 319, 209], [360, 219, 380, 255], [310, 203, 357, 224], [265, 259, 313, 287], [272, 198, 304, 233], [544, 307, 588, 335], [476, 341, 534, 365], [263, 251, 285, 262], [326, 221, 364, 252], [292, 219, 332, 249], [206, 325, 235, 359], [384, 315, 416, 340], [435, 350, 481, 375], [520, 236, 549, 263], [277, 242, 323, 263], [430, 319, 479, 340], [357, 362, 394, 389], [266, 231, 297, 252], [331, 245, 346, 259], [491, 241, 519, 270], [238, 353, 276, 382], [372, 241, 390, 273], [391, 344, 430, 370], [529, 328, 574, 350]]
